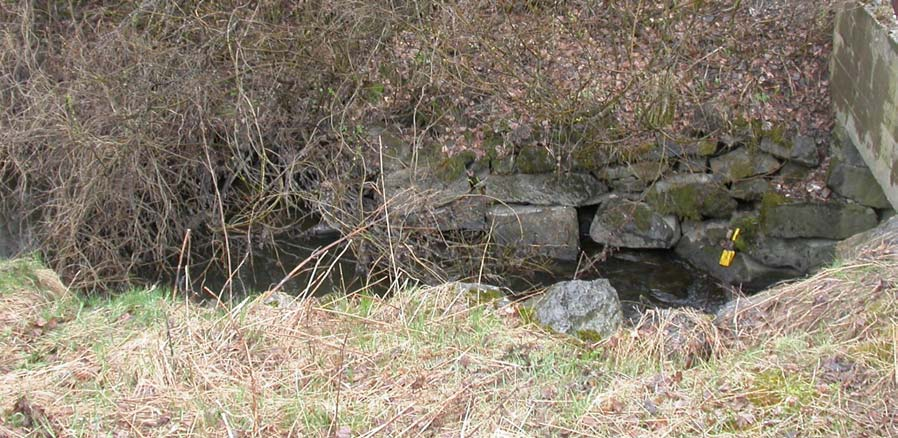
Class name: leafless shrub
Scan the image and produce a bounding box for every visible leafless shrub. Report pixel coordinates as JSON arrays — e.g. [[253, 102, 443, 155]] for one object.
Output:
[[0, 0, 837, 289]]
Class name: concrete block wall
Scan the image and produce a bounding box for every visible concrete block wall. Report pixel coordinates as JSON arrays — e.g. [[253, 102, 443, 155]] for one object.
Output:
[[831, 2, 898, 210]]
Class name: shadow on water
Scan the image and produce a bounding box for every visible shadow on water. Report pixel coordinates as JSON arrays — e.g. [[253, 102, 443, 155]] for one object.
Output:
[[176, 231, 727, 318], [502, 243, 728, 320], [173, 230, 379, 300]]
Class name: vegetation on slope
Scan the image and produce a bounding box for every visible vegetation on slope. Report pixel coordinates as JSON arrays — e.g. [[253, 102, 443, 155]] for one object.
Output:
[[1, 230, 896, 436]]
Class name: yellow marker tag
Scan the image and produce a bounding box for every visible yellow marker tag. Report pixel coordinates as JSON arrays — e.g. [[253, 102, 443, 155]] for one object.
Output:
[[719, 249, 736, 267], [731, 228, 741, 242]]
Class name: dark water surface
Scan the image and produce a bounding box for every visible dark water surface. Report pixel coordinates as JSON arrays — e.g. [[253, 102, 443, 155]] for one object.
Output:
[[181, 231, 727, 317]]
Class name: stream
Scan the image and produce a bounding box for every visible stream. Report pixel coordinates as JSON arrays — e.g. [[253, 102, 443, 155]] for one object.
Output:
[[181, 229, 728, 318]]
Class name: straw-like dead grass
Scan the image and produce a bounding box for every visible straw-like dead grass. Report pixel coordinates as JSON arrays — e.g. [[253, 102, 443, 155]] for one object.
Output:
[[2, 234, 897, 436]]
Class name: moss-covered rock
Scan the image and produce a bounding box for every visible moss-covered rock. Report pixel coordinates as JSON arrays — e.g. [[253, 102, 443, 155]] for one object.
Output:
[[730, 179, 772, 201], [433, 151, 477, 183], [674, 220, 801, 290], [761, 199, 878, 239], [697, 138, 720, 156], [759, 133, 819, 167], [729, 212, 838, 274], [710, 147, 780, 182], [646, 174, 736, 220], [589, 198, 681, 249], [515, 145, 555, 174], [730, 214, 762, 252], [528, 279, 623, 338]]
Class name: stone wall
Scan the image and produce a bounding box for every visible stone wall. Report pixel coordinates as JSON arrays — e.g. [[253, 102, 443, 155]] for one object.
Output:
[[831, 1, 898, 210], [375, 117, 893, 290]]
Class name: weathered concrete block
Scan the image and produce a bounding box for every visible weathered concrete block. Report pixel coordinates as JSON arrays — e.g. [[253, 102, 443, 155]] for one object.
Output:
[[832, 2, 898, 209], [827, 156, 892, 209], [487, 205, 579, 260]]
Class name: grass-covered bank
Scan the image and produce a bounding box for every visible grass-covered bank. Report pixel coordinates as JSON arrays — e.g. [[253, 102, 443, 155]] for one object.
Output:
[[1, 239, 897, 436]]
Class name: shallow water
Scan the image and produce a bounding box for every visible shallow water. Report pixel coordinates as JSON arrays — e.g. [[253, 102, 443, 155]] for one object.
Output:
[[181, 231, 727, 317]]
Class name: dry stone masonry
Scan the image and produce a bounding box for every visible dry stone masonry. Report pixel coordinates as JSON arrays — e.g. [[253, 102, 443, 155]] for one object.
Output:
[[375, 113, 894, 291]]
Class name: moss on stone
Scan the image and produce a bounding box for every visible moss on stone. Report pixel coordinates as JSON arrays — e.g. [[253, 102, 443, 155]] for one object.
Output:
[[633, 203, 654, 232], [516, 145, 555, 174], [648, 184, 703, 221], [698, 139, 719, 156], [571, 144, 609, 171], [604, 202, 653, 232], [648, 181, 735, 221], [759, 191, 789, 228], [433, 151, 476, 182], [730, 215, 761, 252], [728, 159, 756, 181], [465, 286, 505, 306], [749, 120, 789, 151], [575, 329, 604, 343]]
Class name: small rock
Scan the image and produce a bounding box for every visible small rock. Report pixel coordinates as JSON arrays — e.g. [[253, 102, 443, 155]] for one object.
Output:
[[676, 157, 709, 173], [529, 279, 623, 338], [730, 179, 772, 201], [776, 162, 812, 182], [599, 161, 669, 182], [608, 176, 646, 193]]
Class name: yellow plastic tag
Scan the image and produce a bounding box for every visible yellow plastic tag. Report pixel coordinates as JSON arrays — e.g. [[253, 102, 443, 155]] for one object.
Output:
[[731, 228, 741, 242], [719, 249, 736, 267]]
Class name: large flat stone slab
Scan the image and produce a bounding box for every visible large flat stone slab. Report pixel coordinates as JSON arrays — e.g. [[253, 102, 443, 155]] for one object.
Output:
[[745, 238, 838, 274], [483, 173, 607, 207], [762, 201, 878, 239], [487, 205, 579, 260]]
